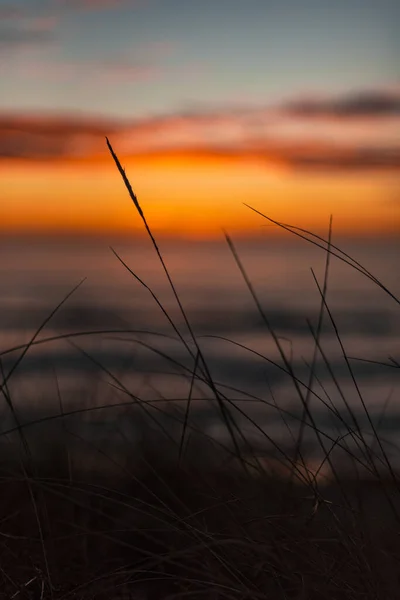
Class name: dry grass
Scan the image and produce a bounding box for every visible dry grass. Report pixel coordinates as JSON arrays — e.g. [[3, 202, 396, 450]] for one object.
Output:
[[1, 428, 400, 599], [0, 139, 399, 598]]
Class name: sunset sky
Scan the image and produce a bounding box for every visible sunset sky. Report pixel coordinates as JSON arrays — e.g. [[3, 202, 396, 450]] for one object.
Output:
[[1, 0, 399, 237]]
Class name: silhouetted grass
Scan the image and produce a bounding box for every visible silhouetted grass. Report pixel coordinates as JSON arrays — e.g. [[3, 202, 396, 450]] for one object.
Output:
[[0, 140, 399, 598], [2, 422, 400, 599]]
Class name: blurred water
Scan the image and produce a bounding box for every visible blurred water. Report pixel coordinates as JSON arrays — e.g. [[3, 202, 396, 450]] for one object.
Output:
[[0, 234, 399, 455]]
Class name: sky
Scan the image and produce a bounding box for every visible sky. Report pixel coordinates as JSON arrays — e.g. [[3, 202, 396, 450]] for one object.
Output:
[[1, 0, 399, 237]]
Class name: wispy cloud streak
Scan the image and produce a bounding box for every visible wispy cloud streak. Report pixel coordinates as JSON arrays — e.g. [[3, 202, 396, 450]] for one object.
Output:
[[1, 87, 399, 170]]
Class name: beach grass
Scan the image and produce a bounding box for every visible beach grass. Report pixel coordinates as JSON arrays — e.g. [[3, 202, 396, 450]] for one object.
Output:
[[0, 140, 399, 599]]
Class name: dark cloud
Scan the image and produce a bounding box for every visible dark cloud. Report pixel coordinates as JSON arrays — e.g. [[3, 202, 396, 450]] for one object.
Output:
[[0, 114, 117, 135], [286, 146, 400, 171], [0, 114, 119, 159], [285, 90, 400, 118]]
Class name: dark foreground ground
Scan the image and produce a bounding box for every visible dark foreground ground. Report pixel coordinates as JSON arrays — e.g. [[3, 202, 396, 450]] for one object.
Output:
[[1, 420, 400, 600]]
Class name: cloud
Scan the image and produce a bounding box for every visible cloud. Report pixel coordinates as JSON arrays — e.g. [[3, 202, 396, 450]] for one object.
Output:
[[1, 86, 399, 170], [0, 114, 120, 159], [2, 35, 166, 82], [57, 0, 129, 11], [284, 89, 400, 118], [13, 56, 159, 84], [0, 11, 59, 49], [282, 146, 400, 171], [0, 0, 130, 51], [86, 58, 157, 83]]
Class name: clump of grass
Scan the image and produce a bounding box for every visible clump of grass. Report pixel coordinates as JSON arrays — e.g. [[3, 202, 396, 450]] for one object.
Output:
[[0, 139, 399, 598], [1, 425, 400, 599]]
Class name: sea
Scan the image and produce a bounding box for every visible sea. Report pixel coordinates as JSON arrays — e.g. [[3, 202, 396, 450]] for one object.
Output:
[[0, 233, 399, 471]]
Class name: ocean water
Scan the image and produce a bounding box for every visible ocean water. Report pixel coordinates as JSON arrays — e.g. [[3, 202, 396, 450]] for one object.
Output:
[[0, 234, 399, 463]]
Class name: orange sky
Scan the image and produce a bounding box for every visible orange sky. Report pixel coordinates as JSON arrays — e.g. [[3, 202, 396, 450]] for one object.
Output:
[[1, 150, 399, 238], [1, 1, 399, 240]]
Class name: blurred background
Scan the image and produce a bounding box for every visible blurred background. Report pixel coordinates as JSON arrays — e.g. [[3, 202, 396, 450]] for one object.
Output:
[[0, 0, 399, 456]]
